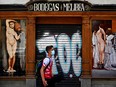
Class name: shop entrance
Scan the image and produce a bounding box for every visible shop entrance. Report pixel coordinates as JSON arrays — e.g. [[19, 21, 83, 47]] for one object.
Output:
[[36, 17, 82, 87]]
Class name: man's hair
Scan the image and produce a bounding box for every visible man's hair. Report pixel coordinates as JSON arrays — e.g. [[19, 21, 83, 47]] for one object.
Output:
[[46, 45, 53, 53]]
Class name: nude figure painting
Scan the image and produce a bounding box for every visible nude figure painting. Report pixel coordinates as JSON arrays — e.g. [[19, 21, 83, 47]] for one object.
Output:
[[0, 19, 26, 76]]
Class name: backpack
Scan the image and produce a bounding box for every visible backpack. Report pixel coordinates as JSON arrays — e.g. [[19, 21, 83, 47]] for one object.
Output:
[[36, 58, 50, 77]]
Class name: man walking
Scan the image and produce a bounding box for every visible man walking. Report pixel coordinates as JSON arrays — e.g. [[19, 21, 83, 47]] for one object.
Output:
[[40, 45, 55, 87]]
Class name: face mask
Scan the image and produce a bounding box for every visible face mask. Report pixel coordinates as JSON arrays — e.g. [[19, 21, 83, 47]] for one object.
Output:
[[51, 50, 55, 55]]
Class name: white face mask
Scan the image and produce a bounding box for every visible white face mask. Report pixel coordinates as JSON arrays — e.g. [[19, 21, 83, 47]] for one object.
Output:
[[51, 50, 55, 55]]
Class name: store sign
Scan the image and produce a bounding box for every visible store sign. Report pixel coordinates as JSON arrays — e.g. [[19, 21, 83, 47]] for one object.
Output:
[[26, 1, 91, 11]]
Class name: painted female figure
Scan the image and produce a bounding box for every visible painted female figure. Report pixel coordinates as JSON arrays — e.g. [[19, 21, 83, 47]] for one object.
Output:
[[92, 24, 106, 68]]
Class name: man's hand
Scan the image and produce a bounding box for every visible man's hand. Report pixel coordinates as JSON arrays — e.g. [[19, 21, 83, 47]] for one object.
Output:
[[43, 80, 48, 87]]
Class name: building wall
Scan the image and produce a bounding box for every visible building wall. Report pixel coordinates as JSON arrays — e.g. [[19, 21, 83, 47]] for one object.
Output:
[[0, 80, 26, 87], [0, 79, 36, 87], [92, 79, 116, 87]]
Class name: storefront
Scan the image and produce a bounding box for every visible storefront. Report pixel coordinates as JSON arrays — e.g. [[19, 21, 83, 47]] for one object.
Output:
[[0, 0, 116, 87]]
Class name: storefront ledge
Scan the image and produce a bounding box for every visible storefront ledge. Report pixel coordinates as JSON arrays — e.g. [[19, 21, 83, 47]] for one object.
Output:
[[26, 75, 36, 79], [81, 75, 116, 79], [80, 75, 92, 79], [91, 79, 116, 87], [0, 76, 26, 80], [92, 69, 116, 79], [0, 75, 36, 80], [92, 77, 116, 79]]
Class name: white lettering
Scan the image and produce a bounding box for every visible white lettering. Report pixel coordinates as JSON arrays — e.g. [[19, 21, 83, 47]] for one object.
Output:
[[57, 33, 71, 73], [71, 33, 82, 76], [34, 3, 85, 11]]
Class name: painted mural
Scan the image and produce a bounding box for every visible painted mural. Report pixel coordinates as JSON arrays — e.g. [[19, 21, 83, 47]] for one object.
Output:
[[92, 20, 116, 70], [0, 19, 26, 76], [92, 20, 116, 77]]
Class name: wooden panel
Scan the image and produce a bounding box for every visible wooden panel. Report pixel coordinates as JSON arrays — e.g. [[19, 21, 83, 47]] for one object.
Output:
[[112, 20, 116, 33], [83, 63, 90, 71], [82, 16, 92, 77], [36, 17, 82, 24], [0, 11, 116, 17], [26, 17, 35, 77], [0, 20, 1, 43]]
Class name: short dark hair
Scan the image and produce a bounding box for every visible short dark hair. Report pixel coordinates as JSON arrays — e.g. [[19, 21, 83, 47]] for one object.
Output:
[[46, 45, 53, 53]]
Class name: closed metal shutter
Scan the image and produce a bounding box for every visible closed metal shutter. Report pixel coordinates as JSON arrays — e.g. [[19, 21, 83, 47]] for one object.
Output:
[[36, 24, 82, 87]]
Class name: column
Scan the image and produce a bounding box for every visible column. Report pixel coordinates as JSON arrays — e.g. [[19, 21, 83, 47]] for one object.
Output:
[[26, 17, 36, 87], [81, 16, 92, 87]]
